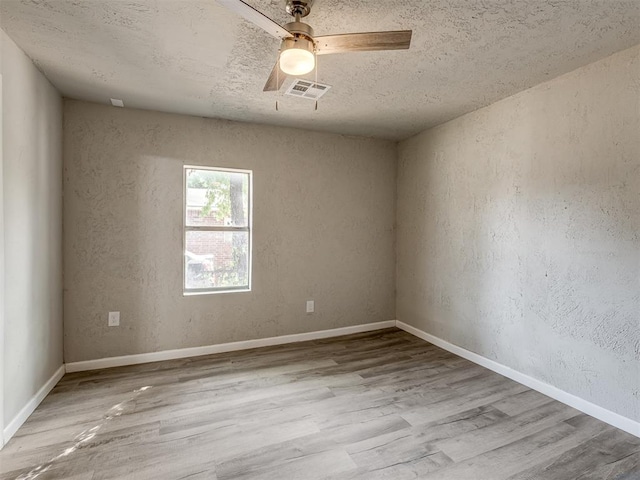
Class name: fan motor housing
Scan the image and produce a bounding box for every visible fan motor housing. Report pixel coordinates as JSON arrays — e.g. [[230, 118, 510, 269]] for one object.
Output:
[[284, 21, 314, 39]]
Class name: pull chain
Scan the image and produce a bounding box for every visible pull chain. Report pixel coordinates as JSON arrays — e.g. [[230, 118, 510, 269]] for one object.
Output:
[[275, 56, 279, 111], [314, 49, 318, 111]]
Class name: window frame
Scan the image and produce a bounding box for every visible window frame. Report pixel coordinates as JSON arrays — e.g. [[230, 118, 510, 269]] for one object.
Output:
[[183, 165, 253, 295]]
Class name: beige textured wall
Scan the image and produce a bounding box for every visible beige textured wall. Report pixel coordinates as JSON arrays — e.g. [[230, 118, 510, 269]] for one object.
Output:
[[63, 101, 397, 362], [0, 42, 3, 444], [397, 45, 640, 421], [1, 30, 63, 428]]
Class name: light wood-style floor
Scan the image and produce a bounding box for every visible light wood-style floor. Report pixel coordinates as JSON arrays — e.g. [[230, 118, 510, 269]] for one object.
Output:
[[2, 328, 639, 479]]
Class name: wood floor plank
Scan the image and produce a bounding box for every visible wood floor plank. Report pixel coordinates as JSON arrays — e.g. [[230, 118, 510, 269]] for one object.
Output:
[[419, 414, 631, 480], [1, 328, 637, 480], [436, 401, 579, 462], [505, 428, 640, 480]]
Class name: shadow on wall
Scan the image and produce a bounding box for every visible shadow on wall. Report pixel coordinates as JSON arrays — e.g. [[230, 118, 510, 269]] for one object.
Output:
[[106, 152, 184, 358], [63, 130, 186, 359]]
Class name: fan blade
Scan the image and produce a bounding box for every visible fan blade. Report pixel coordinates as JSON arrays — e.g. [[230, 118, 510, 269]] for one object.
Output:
[[217, 0, 291, 39], [263, 62, 287, 92], [315, 31, 412, 55]]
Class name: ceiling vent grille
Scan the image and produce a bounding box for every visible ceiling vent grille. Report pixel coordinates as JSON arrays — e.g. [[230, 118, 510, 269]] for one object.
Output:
[[284, 79, 331, 100]]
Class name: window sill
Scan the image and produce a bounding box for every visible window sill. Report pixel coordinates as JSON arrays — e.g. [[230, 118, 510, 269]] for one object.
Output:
[[183, 288, 251, 296]]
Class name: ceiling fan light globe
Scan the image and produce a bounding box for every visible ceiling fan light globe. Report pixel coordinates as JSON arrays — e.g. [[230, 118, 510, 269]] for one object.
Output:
[[280, 48, 315, 76]]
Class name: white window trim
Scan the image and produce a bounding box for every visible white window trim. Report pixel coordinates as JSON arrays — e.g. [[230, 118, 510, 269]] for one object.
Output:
[[183, 165, 253, 295]]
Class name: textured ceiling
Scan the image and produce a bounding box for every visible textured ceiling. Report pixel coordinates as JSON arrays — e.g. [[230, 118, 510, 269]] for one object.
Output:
[[1, 0, 639, 140]]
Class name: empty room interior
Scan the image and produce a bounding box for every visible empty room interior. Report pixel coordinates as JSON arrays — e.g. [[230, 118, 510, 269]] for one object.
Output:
[[0, 0, 639, 478]]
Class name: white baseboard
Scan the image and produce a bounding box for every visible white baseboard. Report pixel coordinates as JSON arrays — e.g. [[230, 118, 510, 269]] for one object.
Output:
[[65, 320, 397, 373], [3, 364, 66, 446], [396, 321, 640, 439]]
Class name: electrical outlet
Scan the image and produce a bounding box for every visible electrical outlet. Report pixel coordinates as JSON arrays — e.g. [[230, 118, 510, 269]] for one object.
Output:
[[306, 300, 314, 313], [108, 311, 120, 327]]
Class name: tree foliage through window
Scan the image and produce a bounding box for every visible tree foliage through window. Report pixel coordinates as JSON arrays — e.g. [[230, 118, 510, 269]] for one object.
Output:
[[185, 167, 251, 291]]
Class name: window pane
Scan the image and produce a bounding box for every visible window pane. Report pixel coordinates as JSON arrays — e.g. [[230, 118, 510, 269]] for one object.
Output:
[[185, 231, 249, 290], [185, 169, 249, 227]]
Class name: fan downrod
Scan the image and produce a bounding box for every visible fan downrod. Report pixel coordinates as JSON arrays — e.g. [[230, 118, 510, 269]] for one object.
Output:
[[285, 0, 313, 18]]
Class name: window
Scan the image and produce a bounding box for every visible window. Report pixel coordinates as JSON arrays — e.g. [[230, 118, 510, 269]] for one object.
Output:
[[184, 166, 252, 294]]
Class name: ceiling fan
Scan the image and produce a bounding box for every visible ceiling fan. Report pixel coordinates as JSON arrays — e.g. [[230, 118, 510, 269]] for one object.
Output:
[[217, 0, 412, 92]]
